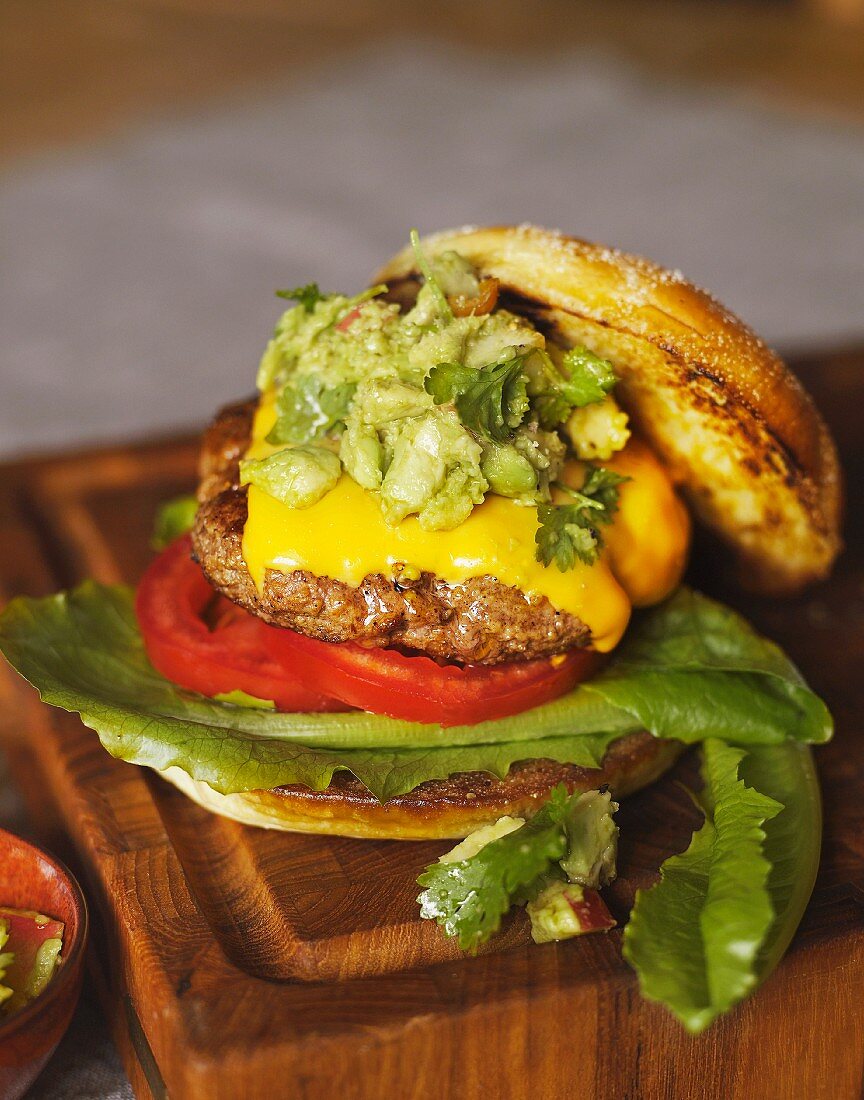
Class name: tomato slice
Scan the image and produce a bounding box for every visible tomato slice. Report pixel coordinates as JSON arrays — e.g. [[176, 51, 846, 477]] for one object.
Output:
[[270, 621, 601, 726], [135, 536, 347, 712], [136, 537, 602, 726]]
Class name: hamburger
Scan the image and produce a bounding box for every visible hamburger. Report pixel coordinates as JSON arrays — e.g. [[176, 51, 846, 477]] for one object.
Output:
[[0, 226, 840, 1029]]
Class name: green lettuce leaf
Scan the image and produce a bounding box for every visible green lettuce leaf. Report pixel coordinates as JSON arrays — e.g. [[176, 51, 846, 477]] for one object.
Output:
[[586, 588, 832, 746], [622, 738, 820, 1032], [151, 495, 198, 550], [0, 582, 830, 803], [740, 743, 822, 979], [0, 582, 624, 800]]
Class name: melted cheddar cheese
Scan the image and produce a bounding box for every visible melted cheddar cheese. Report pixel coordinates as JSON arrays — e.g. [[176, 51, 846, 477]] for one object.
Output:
[[601, 441, 691, 607], [241, 396, 690, 652]]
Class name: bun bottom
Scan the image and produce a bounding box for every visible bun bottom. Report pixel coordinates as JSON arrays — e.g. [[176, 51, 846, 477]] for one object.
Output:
[[157, 732, 682, 840]]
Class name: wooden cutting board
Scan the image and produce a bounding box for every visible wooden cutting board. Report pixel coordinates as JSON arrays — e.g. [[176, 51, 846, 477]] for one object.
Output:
[[1, 350, 863, 1099]]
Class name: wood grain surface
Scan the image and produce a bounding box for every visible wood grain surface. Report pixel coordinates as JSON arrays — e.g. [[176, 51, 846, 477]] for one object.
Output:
[[0, 349, 862, 1098]]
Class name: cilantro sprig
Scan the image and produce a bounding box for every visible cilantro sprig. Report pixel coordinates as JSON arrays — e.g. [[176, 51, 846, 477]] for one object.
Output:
[[425, 354, 529, 442], [417, 786, 619, 951], [535, 465, 628, 570], [275, 282, 325, 313], [417, 788, 573, 950], [535, 346, 618, 428]]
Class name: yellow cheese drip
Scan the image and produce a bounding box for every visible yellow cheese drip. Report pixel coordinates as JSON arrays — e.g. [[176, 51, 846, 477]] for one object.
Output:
[[602, 440, 692, 607], [241, 396, 690, 653]]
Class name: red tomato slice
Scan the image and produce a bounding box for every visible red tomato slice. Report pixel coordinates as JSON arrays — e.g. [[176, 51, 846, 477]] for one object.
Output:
[[135, 536, 347, 712], [136, 537, 601, 726]]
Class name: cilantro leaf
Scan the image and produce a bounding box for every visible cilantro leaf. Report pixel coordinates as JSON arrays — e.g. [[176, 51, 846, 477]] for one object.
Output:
[[418, 787, 620, 950], [534, 347, 617, 428], [425, 354, 529, 442], [559, 346, 617, 406], [534, 390, 573, 430], [535, 465, 627, 570], [267, 376, 357, 445], [417, 787, 571, 950], [580, 464, 629, 513], [275, 283, 325, 313]]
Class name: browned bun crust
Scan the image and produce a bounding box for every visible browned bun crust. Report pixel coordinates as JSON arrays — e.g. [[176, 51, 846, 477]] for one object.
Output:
[[197, 397, 253, 502], [158, 732, 682, 839], [192, 401, 591, 664], [378, 226, 843, 595]]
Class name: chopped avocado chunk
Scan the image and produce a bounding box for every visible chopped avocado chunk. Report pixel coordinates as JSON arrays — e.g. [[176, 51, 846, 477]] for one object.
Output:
[[429, 249, 480, 301], [340, 421, 385, 490], [409, 312, 542, 379], [560, 788, 619, 887], [527, 879, 616, 943], [20, 939, 63, 1005], [256, 288, 398, 394], [378, 410, 487, 529], [239, 446, 341, 509], [409, 228, 453, 321], [438, 816, 525, 864], [482, 426, 566, 504], [255, 234, 626, 547], [350, 377, 431, 425], [480, 443, 539, 500]]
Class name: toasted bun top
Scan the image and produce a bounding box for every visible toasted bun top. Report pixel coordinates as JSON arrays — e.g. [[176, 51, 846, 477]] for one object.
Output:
[[377, 226, 842, 595]]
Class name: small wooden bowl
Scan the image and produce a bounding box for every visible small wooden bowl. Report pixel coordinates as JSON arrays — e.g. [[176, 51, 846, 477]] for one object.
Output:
[[0, 829, 88, 1100]]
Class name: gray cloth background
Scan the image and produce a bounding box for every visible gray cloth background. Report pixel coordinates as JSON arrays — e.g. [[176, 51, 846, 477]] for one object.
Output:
[[1, 37, 863, 1098], [1, 41, 863, 461]]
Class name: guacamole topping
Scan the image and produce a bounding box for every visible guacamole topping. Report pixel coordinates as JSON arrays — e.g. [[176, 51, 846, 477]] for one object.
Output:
[[243, 232, 631, 566]]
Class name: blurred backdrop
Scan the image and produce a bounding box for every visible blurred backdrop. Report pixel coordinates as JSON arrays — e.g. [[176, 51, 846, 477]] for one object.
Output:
[[1, 4, 863, 1096], [2, 0, 864, 460]]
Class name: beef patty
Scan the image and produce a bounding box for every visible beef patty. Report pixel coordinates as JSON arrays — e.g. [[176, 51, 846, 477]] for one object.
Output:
[[191, 399, 592, 664]]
